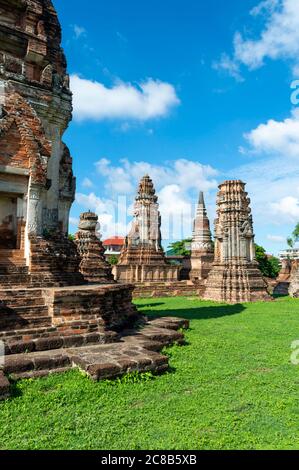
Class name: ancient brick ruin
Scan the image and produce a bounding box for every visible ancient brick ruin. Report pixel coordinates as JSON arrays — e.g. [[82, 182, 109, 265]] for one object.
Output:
[[289, 265, 299, 298], [0, 0, 189, 400], [190, 191, 214, 282], [203, 180, 271, 303], [274, 257, 299, 297], [113, 175, 180, 283], [75, 211, 114, 284]]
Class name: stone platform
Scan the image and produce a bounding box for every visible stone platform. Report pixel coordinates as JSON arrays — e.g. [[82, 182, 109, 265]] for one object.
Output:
[[132, 281, 205, 298], [0, 283, 137, 344], [0, 316, 189, 399]]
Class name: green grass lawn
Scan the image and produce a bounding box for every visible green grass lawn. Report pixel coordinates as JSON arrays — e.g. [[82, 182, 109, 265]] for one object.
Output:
[[1, 296, 299, 450]]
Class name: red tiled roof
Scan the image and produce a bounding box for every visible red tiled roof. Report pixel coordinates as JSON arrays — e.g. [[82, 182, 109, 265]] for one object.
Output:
[[103, 237, 125, 246]]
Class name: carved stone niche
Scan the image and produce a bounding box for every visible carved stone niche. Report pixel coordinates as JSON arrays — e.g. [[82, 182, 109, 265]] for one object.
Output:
[[40, 63, 52, 87], [26, 38, 47, 64]]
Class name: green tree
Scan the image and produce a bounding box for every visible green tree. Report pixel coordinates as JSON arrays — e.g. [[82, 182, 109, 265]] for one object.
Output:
[[292, 223, 299, 243], [287, 237, 294, 248], [167, 239, 192, 256], [108, 254, 119, 266], [287, 222, 299, 248], [68, 234, 75, 242], [255, 244, 280, 279]]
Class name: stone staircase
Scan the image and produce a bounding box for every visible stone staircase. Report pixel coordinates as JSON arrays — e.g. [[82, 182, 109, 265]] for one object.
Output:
[[0, 316, 189, 398], [0, 249, 28, 276], [0, 288, 52, 332]]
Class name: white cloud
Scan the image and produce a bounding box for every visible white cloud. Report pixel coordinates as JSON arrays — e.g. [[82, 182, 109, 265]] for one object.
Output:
[[271, 196, 299, 221], [267, 234, 286, 242], [69, 217, 79, 227], [216, 0, 299, 78], [158, 184, 194, 240], [70, 75, 180, 122], [74, 158, 219, 242], [95, 157, 218, 196], [212, 54, 244, 82], [245, 108, 299, 157], [75, 192, 129, 239], [72, 25, 86, 39], [82, 177, 94, 189]]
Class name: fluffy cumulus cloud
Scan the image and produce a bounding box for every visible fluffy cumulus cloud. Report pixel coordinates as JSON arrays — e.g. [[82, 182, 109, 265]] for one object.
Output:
[[72, 158, 219, 241], [95, 157, 218, 196], [271, 196, 299, 221], [70, 75, 180, 122], [230, 151, 299, 225], [216, 0, 299, 78], [245, 108, 299, 157], [74, 192, 130, 239]]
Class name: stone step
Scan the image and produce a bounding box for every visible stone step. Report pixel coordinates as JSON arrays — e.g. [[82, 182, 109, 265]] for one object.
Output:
[[68, 343, 169, 381], [0, 315, 52, 330], [2, 328, 119, 355], [0, 325, 58, 342], [0, 250, 25, 259], [0, 297, 45, 308], [2, 330, 119, 355], [2, 350, 72, 380], [0, 316, 189, 392], [0, 305, 48, 316], [0, 274, 31, 286], [0, 266, 28, 275], [0, 259, 27, 265], [0, 372, 10, 401]]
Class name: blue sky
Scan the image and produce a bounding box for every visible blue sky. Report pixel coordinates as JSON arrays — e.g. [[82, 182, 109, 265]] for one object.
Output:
[[53, 0, 299, 254]]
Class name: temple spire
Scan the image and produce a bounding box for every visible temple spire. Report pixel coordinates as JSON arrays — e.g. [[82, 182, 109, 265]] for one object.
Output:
[[190, 191, 214, 281], [198, 191, 205, 206]]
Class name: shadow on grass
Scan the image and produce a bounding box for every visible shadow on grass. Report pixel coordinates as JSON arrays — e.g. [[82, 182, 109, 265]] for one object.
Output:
[[9, 380, 22, 399], [140, 303, 246, 321], [136, 302, 166, 308]]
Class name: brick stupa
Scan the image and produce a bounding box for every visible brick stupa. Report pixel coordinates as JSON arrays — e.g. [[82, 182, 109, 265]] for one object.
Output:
[[113, 175, 180, 283], [75, 211, 114, 284], [203, 180, 271, 303], [190, 191, 214, 282], [0, 1, 189, 400]]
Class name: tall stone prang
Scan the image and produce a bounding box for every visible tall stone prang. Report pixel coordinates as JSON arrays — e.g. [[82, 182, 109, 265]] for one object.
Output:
[[203, 180, 270, 303], [0, 1, 174, 397], [190, 191, 214, 281], [75, 212, 114, 284], [0, 0, 79, 280], [113, 175, 180, 282]]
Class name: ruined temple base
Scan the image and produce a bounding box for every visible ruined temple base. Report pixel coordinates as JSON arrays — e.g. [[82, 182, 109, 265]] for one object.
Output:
[[132, 280, 205, 298], [0, 316, 189, 400], [0, 283, 137, 344], [290, 271, 299, 298], [203, 262, 272, 304], [113, 264, 180, 283], [273, 282, 290, 297], [190, 252, 214, 283]]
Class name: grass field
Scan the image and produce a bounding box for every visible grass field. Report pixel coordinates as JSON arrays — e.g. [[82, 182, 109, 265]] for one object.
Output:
[[1, 296, 299, 450]]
